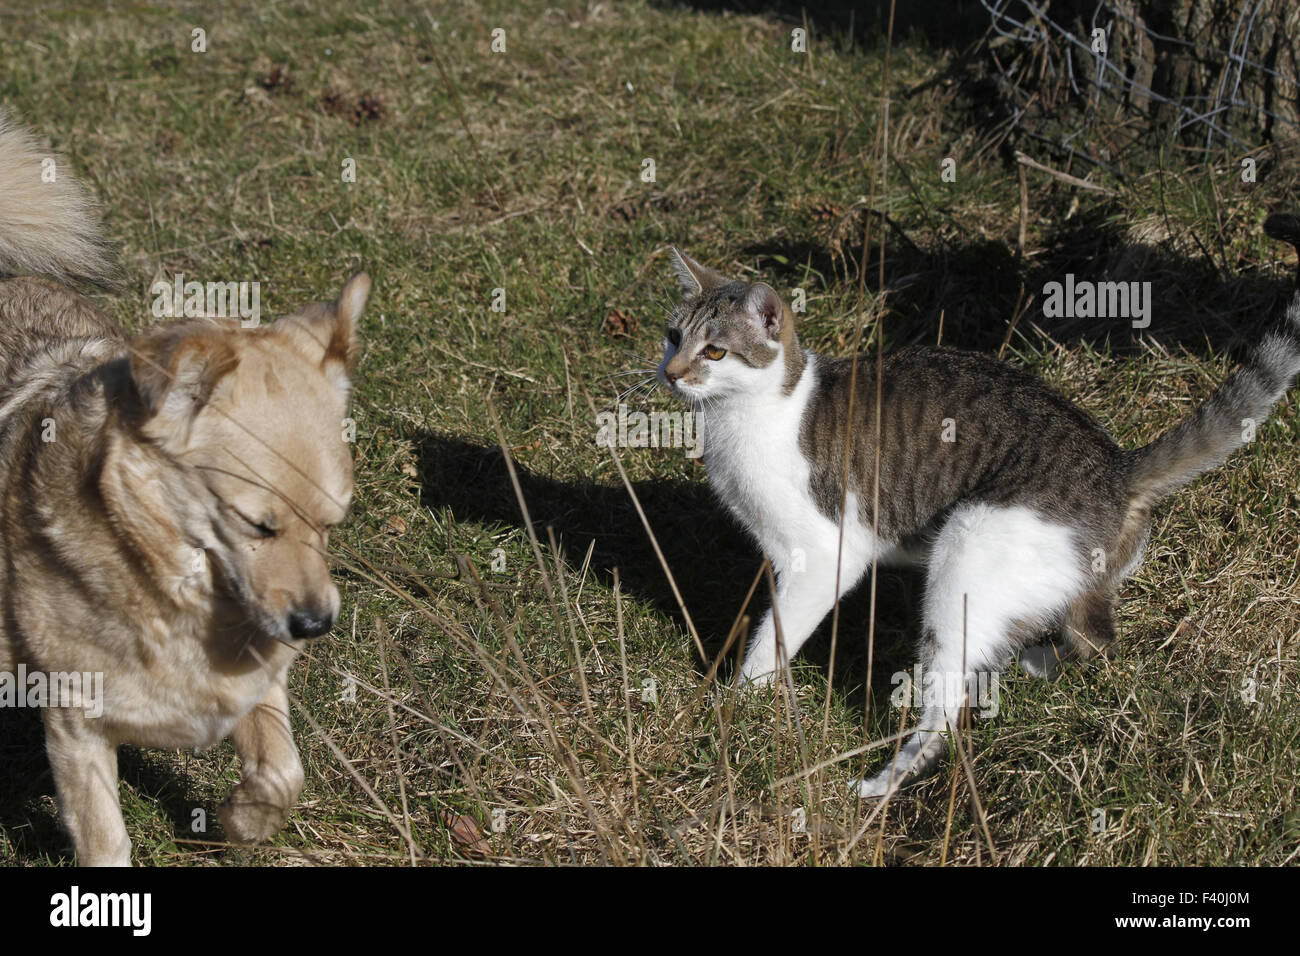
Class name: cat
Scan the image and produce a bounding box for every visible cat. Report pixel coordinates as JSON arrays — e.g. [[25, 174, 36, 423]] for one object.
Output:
[[656, 237, 1300, 799]]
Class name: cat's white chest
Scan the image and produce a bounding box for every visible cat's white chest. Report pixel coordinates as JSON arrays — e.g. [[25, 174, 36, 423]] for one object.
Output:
[[701, 355, 862, 569]]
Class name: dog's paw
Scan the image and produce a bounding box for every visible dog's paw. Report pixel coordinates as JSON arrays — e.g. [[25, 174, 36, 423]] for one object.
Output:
[[219, 786, 292, 845], [79, 842, 133, 867]]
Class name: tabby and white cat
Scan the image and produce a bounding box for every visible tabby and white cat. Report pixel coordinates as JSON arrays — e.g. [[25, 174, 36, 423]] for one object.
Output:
[[657, 245, 1300, 798]]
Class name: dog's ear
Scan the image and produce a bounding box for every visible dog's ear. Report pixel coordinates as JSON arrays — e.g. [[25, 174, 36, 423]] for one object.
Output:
[[278, 272, 368, 375], [128, 324, 240, 433], [326, 271, 368, 371]]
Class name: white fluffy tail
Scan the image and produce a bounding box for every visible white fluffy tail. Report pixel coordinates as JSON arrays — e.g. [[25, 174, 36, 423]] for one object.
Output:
[[0, 113, 114, 284]]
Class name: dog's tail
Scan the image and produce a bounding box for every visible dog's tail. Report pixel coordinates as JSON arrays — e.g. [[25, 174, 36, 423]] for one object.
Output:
[[1125, 214, 1300, 507], [0, 112, 115, 285]]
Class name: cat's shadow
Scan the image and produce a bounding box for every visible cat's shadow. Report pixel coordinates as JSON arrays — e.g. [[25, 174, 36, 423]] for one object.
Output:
[[413, 433, 923, 707]]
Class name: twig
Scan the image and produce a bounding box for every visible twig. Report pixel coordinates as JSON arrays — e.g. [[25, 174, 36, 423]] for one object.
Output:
[[1016, 162, 1029, 258], [1014, 149, 1116, 196]]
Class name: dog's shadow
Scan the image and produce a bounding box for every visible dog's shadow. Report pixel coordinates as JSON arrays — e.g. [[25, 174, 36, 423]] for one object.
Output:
[[0, 708, 65, 861], [0, 709, 226, 864], [413, 432, 923, 706]]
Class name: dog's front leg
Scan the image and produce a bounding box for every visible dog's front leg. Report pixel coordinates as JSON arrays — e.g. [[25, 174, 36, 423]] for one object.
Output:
[[219, 677, 304, 845], [43, 710, 131, 866]]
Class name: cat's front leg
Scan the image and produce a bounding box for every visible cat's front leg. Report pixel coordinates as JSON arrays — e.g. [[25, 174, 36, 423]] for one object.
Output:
[[738, 553, 854, 687], [737, 607, 784, 688]]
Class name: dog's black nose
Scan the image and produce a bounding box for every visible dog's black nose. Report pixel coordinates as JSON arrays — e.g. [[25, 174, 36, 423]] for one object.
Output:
[[288, 610, 334, 639]]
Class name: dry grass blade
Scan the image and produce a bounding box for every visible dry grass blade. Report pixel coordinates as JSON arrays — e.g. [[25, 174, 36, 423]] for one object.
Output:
[[290, 693, 425, 861]]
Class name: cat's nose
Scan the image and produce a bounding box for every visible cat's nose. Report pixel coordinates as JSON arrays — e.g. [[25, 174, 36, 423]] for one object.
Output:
[[665, 368, 681, 383]]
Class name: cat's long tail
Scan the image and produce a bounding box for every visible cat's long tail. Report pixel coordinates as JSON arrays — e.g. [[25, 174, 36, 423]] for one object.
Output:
[[1127, 215, 1300, 507], [0, 112, 114, 284]]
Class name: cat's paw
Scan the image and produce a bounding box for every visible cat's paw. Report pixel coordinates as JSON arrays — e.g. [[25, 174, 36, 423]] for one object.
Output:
[[854, 770, 899, 800], [1017, 644, 1064, 679], [734, 667, 776, 692]]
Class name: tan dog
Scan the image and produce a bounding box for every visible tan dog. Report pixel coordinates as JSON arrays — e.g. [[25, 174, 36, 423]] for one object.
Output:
[[0, 116, 366, 865]]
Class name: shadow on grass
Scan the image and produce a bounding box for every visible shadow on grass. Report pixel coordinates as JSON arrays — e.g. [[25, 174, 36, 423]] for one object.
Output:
[[650, 0, 991, 49], [745, 206, 1296, 357], [0, 707, 225, 864], [413, 432, 925, 711], [0, 707, 63, 863]]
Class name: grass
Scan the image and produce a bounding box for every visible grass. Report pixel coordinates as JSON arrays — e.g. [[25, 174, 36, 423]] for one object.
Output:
[[0, 0, 1298, 866]]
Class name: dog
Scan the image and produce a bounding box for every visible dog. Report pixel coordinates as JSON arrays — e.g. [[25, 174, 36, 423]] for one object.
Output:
[[0, 115, 367, 865]]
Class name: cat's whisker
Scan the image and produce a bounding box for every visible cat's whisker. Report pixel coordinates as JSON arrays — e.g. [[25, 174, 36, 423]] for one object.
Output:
[[619, 348, 660, 363], [616, 376, 657, 404]]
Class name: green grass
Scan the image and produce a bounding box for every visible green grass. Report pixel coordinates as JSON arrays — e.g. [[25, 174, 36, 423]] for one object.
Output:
[[0, 0, 1297, 866]]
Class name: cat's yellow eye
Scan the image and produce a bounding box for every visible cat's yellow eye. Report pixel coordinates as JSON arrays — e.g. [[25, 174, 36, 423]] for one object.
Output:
[[702, 344, 727, 361]]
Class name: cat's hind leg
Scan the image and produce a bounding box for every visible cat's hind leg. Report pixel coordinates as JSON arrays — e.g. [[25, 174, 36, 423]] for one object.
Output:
[[1061, 585, 1117, 662], [1019, 571, 1120, 678], [856, 503, 1085, 798], [1052, 503, 1146, 665]]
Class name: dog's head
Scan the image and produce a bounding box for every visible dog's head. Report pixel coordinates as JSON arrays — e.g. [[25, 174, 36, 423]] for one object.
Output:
[[119, 273, 369, 642]]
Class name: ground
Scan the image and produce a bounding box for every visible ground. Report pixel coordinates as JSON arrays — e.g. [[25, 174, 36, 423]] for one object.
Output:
[[0, 0, 1297, 865]]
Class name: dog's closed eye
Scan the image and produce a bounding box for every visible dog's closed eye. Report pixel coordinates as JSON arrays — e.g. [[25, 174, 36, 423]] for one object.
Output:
[[237, 511, 278, 539], [218, 497, 280, 539]]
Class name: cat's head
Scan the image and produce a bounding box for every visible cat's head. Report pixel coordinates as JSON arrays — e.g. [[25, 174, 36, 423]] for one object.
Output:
[[657, 248, 803, 404]]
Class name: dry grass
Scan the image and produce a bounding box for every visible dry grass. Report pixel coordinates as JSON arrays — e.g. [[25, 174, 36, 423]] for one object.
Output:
[[0, 0, 1297, 866]]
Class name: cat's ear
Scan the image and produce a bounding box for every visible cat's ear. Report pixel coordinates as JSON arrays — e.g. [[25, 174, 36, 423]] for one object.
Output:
[[743, 283, 787, 339], [670, 247, 728, 297]]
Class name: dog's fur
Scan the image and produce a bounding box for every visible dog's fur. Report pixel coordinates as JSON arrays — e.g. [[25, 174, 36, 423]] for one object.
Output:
[[0, 116, 367, 865]]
